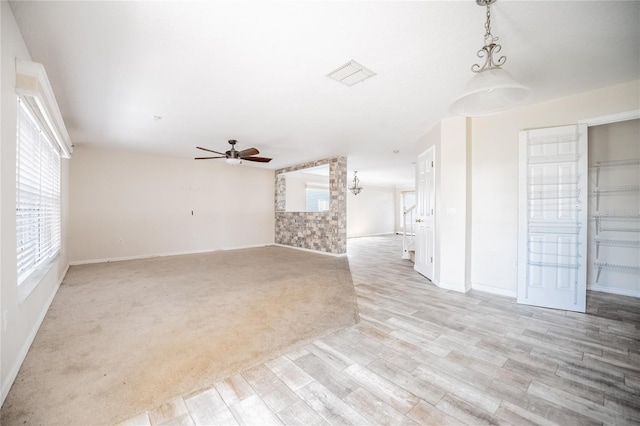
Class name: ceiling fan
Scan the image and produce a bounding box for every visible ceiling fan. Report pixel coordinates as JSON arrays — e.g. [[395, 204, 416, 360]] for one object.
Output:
[[195, 140, 272, 165]]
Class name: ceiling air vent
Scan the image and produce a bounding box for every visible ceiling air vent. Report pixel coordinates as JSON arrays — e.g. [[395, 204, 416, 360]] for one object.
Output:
[[327, 60, 376, 87]]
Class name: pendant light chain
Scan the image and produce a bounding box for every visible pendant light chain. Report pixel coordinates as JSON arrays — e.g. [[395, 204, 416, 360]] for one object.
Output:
[[484, 3, 495, 45], [472, 1, 506, 73]]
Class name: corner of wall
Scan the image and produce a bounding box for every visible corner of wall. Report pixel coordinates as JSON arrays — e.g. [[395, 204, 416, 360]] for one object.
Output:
[[464, 117, 473, 289], [274, 156, 347, 254]]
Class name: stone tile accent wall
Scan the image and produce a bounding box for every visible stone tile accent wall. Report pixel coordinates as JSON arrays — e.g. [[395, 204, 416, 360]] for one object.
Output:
[[275, 157, 347, 254]]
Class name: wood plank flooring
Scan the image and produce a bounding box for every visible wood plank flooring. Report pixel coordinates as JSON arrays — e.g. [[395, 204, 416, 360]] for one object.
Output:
[[118, 235, 640, 426]]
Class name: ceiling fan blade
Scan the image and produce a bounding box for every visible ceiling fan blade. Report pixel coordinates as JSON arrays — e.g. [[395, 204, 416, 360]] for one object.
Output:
[[242, 156, 272, 163], [238, 147, 259, 157], [196, 146, 226, 156], [195, 156, 225, 160]]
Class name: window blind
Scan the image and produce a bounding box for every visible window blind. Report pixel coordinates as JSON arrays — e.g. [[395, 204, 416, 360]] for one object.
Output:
[[16, 98, 61, 285]]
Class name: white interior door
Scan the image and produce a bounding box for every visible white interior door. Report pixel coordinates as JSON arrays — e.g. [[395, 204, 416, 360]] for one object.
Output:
[[415, 148, 435, 280], [517, 124, 588, 312]]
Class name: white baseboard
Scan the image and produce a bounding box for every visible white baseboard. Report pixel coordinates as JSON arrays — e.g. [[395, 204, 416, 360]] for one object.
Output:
[[436, 280, 470, 293], [347, 232, 396, 239], [2, 262, 69, 405], [472, 283, 517, 298], [69, 243, 273, 266], [273, 244, 347, 257], [588, 284, 639, 298]]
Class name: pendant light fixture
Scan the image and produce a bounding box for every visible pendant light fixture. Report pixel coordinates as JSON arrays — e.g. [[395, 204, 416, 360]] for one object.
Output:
[[349, 171, 363, 195], [451, 0, 530, 116]]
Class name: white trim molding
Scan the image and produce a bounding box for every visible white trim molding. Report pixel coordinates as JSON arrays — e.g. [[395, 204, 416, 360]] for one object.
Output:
[[69, 244, 273, 266], [472, 283, 517, 298], [15, 59, 72, 158], [437, 280, 470, 293], [347, 232, 396, 239], [1, 263, 69, 404], [273, 243, 347, 257], [588, 285, 640, 299], [579, 110, 640, 127]]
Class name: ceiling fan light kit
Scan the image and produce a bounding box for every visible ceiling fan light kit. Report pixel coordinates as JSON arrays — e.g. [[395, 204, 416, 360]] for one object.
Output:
[[450, 0, 531, 116], [226, 158, 242, 166]]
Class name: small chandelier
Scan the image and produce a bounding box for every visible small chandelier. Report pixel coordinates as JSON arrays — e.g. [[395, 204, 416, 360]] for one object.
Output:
[[349, 171, 363, 195], [450, 0, 530, 116]]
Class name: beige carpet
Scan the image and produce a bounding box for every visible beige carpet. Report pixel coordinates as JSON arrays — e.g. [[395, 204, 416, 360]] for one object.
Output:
[[1, 246, 359, 425]]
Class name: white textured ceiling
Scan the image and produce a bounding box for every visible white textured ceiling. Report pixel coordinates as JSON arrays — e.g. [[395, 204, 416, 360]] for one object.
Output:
[[9, 1, 640, 186]]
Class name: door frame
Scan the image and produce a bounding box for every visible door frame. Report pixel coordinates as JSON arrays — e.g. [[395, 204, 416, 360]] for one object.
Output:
[[415, 146, 436, 281], [516, 109, 640, 311], [579, 109, 640, 295], [578, 110, 640, 127]]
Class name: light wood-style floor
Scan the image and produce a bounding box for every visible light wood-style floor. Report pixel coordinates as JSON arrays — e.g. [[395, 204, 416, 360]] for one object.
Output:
[[119, 235, 640, 426]]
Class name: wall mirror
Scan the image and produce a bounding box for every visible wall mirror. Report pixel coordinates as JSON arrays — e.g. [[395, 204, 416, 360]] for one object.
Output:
[[284, 164, 330, 212]]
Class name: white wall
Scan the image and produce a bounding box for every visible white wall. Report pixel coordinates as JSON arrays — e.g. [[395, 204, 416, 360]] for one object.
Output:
[[69, 145, 275, 263], [416, 117, 471, 291], [471, 80, 640, 296], [440, 117, 471, 291], [347, 186, 395, 238], [1, 2, 71, 403]]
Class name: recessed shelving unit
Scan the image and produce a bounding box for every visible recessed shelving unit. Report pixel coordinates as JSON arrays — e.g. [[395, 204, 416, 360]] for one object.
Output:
[[519, 121, 638, 307], [590, 158, 640, 286]]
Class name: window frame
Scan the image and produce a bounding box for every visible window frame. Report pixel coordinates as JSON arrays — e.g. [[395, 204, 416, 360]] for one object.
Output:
[[15, 96, 62, 296]]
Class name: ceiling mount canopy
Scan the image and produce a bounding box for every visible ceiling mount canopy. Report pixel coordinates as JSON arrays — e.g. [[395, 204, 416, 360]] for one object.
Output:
[[450, 0, 531, 117]]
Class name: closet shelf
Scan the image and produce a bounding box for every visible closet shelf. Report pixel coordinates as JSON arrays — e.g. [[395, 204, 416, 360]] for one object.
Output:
[[529, 220, 581, 226], [528, 261, 580, 269], [595, 238, 640, 248], [591, 185, 640, 194], [592, 158, 640, 168], [527, 251, 579, 258], [529, 229, 581, 235], [528, 224, 580, 231], [590, 155, 639, 287], [527, 135, 579, 146], [528, 176, 580, 185], [594, 262, 640, 273], [599, 227, 640, 233], [529, 208, 582, 213], [528, 239, 581, 245], [528, 154, 580, 165], [528, 194, 580, 201], [593, 214, 640, 220]]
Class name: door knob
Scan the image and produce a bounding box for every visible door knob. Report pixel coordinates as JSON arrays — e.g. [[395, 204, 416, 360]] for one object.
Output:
[[415, 219, 422, 223]]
